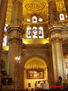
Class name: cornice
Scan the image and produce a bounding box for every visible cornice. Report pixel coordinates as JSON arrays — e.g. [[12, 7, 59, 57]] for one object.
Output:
[[49, 25, 68, 34], [7, 25, 23, 34], [22, 44, 50, 49]]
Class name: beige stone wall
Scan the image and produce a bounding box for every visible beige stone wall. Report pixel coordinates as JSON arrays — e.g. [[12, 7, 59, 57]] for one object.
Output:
[[21, 45, 54, 88]]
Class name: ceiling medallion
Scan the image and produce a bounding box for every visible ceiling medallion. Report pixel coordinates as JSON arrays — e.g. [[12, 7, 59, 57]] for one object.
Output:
[[24, 1, 46, 11]]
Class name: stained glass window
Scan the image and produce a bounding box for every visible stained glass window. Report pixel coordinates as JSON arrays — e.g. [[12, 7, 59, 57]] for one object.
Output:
[[26, 16, 44, 39], [59, 14, 65, 20], [26, 19, 31, 22], [3, 35, 7, 46], [39, 27, 44, 38], [32, 16, 37, 23], [33, 27, 37, 38], [4, 24, 8, 31], [27, 27, 31, 38], [38, 18, 43, 22]]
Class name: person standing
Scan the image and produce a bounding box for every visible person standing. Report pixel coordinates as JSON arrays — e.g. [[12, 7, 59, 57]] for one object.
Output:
[[42, 81, 49, 90]]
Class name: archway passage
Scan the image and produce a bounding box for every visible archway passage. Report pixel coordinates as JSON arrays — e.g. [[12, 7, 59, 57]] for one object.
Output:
[[24, 57, 48, 89]]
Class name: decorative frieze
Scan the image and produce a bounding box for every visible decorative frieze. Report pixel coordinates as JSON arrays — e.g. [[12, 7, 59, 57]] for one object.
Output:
[[24, 1, 46, 11]]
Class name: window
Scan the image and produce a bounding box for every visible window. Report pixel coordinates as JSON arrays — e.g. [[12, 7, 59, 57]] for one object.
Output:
[[26, 27, 31, 38], [39, 27, 44, 38], [32, 16, 37, 23], [33, 27, 37, 39], [4, 24, 8, 31], [2, 35, 7, 46], [26, 19, 31, 22], [26, 16, 44, 39], [59, 14, 65, 20], [38, 18, 43, 22]]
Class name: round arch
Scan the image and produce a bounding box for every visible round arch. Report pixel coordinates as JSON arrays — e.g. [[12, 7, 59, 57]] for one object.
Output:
[[24, 56, 48, 89]]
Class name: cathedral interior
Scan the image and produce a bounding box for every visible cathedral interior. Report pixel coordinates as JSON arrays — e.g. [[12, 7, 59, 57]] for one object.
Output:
[[0, 0, 68, 90]]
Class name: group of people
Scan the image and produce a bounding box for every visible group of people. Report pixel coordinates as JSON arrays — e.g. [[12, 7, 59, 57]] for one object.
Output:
[[35, 80, 49, 90]]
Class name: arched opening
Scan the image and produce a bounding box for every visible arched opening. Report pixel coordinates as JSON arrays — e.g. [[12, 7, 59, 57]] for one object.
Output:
[[24, 57, 48, 89]]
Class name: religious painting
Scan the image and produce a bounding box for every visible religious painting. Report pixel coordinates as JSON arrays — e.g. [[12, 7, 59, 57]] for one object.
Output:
[[27, 27, 31, 38], [39, 27, 44, 38], [27, 69, 44, 79], [33, 27, 37, 38]]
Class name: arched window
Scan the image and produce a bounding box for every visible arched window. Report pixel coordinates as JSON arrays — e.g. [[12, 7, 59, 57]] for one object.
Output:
[[4, 24, 8, 31], [26, 27, 31, 38], [33, 27, 37, 38], [32, 16, 37, 23], [26, 16, 44, 39], [39, 27, 44, 38], [59, 14, 65, 20], [2, 35, 7, 46]]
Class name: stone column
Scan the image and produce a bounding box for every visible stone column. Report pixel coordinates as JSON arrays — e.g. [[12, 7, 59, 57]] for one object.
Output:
[[48, 0, 59, 26], [64, 0, 68, 15], [51, 40, 58, 83], [0, 0, 1, 6], [50, 27, 64, 83], [0, 0, 8, 70], [11, 0, 22, 25], [7, 0, 23, 89]]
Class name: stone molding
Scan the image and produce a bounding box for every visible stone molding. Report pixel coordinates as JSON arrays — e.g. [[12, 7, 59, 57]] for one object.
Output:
[[7, 26, 23, 44], [7, 25, 23, 33], [49, 25, 68, 32], [49, 25, 68, 42]]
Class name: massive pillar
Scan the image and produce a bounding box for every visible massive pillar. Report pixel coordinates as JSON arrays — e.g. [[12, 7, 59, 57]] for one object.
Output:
[[48, 0, 59, 26], [48, 0, 63, 83], [0, 0, 1, 6], [64, 0, 68, 15], [0, 0, 8, 70], [8, 0, 23, 89], [49, 27, 64, 83]]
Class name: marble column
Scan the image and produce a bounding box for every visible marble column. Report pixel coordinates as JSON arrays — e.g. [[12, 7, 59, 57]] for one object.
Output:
[[0, 0, 8, 69], [50, 30, 64, 83], [48, 0, 59, 26], [7, 0, 23, 89]]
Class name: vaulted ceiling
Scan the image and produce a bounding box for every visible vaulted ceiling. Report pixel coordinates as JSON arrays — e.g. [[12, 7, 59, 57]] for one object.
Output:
[[6, 0, 66, 24]]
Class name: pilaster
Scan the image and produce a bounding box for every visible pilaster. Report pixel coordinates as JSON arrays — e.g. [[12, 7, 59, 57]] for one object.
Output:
[[48, 0, 59, 26], [49, 26, 64, 83]]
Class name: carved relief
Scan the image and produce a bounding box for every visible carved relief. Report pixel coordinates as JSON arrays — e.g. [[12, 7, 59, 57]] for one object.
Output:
[[24, 1, 46, 11]]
